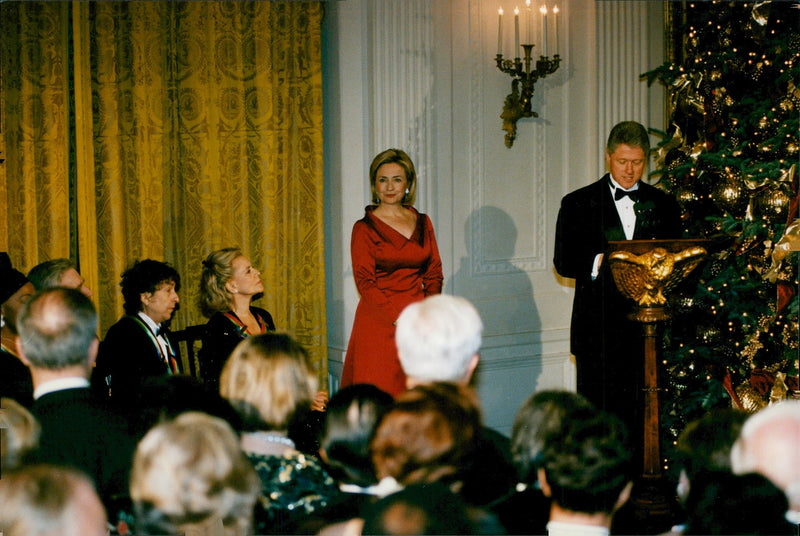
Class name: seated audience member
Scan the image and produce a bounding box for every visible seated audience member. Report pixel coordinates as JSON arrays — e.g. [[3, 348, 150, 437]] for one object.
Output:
[[371, 382, 481, 493], [680, 471, 795, 535], [673, 408, 748, 505], [130, 411, 260, 536], [370, 383, 503, 533], [361, 481, 497, 536], [730, 399, 800, 525], [497, 390, 594, 535], [0, 396, 40, 471], [298, 383, 394, 534], [538, 406, 634, 535], [219, 333, 338, 535], [0, 464, 109, 536], [92, 259, 182, 409], [27, 258, 92, 297], [0, 252, 35, 407], [15, 288, 136, 517], [198, 247, 276, 390], [395, 294, 517, 506]]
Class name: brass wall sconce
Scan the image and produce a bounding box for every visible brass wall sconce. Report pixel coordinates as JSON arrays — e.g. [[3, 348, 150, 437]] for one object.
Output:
[[495, 4, 562, 148]]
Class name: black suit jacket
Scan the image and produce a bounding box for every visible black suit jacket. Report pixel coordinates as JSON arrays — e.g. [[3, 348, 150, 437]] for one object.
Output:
[[92, 315, 180, 408], [198, 306, 275, 389], [29, 387, 136, 511], [554, 174, 682, 358], [0, 346, 33, 407]]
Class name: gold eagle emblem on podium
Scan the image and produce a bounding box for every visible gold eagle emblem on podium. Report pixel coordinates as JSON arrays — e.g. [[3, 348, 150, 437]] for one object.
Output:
[[608, 246, 707, 307]]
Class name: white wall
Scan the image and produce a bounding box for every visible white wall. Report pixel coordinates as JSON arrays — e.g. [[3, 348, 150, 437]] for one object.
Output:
[[323, 0, 666, 435]]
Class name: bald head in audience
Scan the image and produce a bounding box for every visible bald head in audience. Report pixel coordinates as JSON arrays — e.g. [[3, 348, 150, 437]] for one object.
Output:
[[731, 399, 800, 523]]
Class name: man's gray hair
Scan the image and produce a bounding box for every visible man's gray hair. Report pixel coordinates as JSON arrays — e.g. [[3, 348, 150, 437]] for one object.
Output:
[[27, 259, 76, 291], [396, 294, 483, 382], [17, 288, 97, 370]]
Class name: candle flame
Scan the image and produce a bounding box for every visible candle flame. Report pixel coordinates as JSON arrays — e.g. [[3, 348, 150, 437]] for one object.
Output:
[[499, 7, 504, 15], [525, 0, 531, 7], [514, 6, 519, 15], [540, 5, 547, 15], [553, 5, 559, 14]]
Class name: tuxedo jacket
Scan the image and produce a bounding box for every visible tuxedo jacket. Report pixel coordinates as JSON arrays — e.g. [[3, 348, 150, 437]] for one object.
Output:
[[92, 315, 180, 408], [554, 174, 682, 358], [30, 387, 136, 510]]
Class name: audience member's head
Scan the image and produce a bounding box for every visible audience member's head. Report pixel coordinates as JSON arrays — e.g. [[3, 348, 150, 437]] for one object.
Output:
[[16, 288, 98, 377], [730, 399, 800, 521], [120, 259, 181, 317], [396, 294, 483, 386], [0, 252, 35, 335], [674, 407, 748, 502], [27, 258, 92, 297], [682, 471, 795, 535], [539, 407, 633, 525], [0, 464, 108, 536], [361, 482, 478, 536], [220, 332, 317, 431], [130, 374, 243, 438], [199, 247, 244, 317], [511, 390, 594, 485], [130, 411, 260, 536], [318, 383, 394, 487], [0, 397, 40, 471], [371, 382, 481, 490]]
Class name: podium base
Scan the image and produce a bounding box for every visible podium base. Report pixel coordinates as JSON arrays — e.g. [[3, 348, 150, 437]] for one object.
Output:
[[613, 475, 680, 535]]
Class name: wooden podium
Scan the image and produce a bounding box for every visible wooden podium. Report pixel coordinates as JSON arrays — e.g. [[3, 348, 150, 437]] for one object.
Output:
[[607, 239, 709, 524]]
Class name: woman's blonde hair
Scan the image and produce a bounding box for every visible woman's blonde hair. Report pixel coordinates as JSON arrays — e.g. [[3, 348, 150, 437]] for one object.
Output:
[[219, 333, 318, 430], [199, 247, 242, 317], [130, 412, 260, 536], [1, 397, 40, 472]]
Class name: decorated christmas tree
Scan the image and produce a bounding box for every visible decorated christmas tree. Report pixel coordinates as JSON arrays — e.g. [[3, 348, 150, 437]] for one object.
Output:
[[643, 1, 800, 459]]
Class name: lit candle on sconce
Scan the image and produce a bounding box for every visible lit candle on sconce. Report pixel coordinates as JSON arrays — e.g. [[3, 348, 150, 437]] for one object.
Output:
[[498, 7, 503, 56], [553, 5, 559, 55], [540, 4, 548, 57], [514, 6, 520, 57], [525, 0, 532, 45]]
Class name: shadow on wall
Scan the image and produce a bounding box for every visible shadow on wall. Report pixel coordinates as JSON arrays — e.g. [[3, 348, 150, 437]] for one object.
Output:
[[446, 205, 542, 341]]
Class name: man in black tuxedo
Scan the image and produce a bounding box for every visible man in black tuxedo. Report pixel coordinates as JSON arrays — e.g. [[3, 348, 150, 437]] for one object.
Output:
[[554, 121, 682, 440], [16, 287, 136, 514], [92, 259, 182, 411], [0, 252, 35, 407]]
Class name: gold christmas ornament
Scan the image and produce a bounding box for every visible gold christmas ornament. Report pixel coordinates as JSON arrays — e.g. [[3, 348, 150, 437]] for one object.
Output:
[[712, 175, 748, 216], [736, 382, 766, 412], [764, 216, 800, 282], [754, 187, 792, 223]]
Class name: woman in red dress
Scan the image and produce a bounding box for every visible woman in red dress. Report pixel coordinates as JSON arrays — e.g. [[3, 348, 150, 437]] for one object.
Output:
[[341, 149, 443, 396]]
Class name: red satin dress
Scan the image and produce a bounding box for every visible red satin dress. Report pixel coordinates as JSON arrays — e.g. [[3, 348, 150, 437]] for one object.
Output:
[[341, 206, 443, 396]]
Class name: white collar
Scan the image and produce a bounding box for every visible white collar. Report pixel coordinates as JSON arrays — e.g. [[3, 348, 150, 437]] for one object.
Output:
[[546, 520, 610, 536], [34, 377, 90, 399], [137, 312, 160, 334], [339, 477, 403, 498], [608, 175, 640, 193]]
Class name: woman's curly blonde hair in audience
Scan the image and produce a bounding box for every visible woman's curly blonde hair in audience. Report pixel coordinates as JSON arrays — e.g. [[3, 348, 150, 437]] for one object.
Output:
[[130, 411, 260, 536]]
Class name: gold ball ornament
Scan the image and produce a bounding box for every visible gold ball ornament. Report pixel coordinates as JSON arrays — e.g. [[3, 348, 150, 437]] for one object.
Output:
[[711, 176, 748, 217], [754, 188, 792, 223], [782, 139, 799, 158]]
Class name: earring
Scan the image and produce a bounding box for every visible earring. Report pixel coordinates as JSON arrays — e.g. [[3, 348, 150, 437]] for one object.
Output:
[[405, 188, 410, 195]]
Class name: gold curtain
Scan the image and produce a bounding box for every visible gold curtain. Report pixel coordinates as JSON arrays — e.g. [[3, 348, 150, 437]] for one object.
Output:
[[0, 1, 328, 386]]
